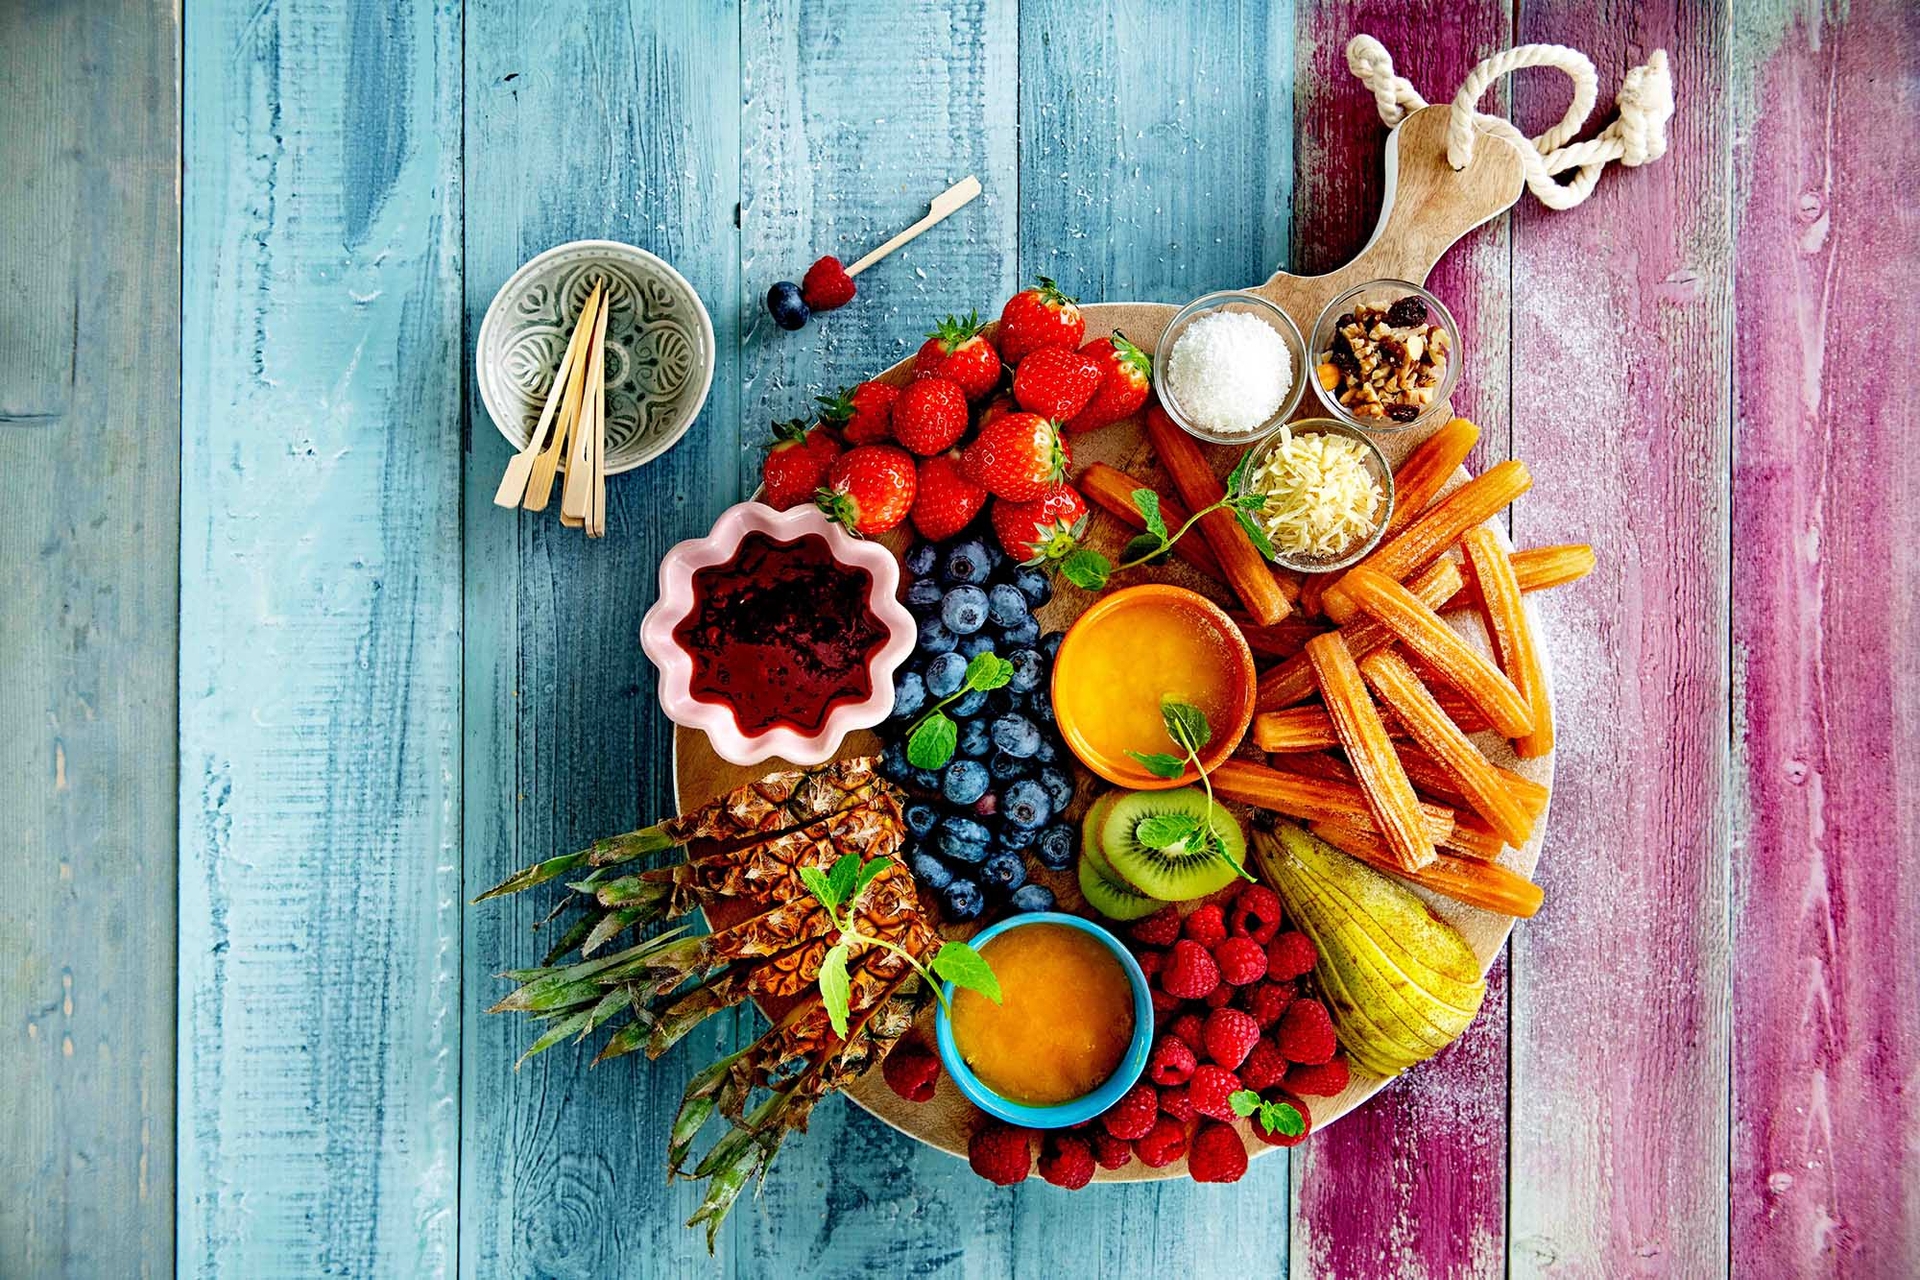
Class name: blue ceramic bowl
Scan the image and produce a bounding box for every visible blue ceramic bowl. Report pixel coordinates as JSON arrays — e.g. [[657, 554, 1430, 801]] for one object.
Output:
[[933, 912, 1153, 1129]]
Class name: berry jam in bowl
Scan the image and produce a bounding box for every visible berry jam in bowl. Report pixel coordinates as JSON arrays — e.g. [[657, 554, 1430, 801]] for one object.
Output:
[[641, 502, 916, 766]]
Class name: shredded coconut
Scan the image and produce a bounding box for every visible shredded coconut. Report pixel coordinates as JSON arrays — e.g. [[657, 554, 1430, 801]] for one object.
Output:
[[1164, 310, 1293, 436], [1248, 426, 1385, 557]]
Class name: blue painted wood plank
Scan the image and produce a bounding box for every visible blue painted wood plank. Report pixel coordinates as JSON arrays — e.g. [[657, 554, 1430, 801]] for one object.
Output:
[[176, 2, 464, 1273], [0, 1, 180, 1274], [456, 4, 747, 1276]]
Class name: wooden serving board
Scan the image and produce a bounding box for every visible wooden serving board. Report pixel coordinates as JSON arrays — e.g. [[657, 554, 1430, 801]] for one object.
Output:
[[672, 105, 1533, 1178]]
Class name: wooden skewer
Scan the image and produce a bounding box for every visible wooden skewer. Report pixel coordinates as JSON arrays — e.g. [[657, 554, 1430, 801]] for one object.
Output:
[[560, 282, 606, 522], [523, 285, 602, 511], [845, 175, 982, 277], [588, 298, 609, 537], [494, 280, 601, 507]]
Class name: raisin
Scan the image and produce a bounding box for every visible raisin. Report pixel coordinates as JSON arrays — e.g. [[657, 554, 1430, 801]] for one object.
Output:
[[1386, 296, 1428, 328], [1385, 403, 1421, 422], [1334, 313, 1357, 330], [1330, 342, 1361, 378]]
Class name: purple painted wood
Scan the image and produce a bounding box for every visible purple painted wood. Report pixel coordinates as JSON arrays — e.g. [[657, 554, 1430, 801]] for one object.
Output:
[[1505, 2, 1733, 1273], [1731, 1, 1920, 1272], [1287, 6, 1515, 1277]]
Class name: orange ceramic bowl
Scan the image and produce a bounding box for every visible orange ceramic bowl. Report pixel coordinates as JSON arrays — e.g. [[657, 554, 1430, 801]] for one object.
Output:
[[1051, 584, 1257, 790]]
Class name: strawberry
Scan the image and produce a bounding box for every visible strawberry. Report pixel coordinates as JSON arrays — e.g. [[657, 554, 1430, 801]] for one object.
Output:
[[760, 418, 842, 510], [800, 256, 856, 311], [1012, 347, 1105, 421], [990, 483, 1087, 565], [891, 376, 971, 456], [962, 411, 1069, 501], [1066, 331, 1152, 433], [975, 391, 1017, 434], [819, 381, 899, 444], [817, 445, 916, 535], [911, 452, 988, 541], [913, 312, 1002, 401], [997, 277, 1085, 365]]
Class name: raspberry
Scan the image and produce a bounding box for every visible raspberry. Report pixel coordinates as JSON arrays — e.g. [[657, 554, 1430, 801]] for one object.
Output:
[[1169, 1012, 1206, 1051], [1247, 1089, 1313, 1148], [1203, 1007, 1261, 1071], [1284, 1056, 1351, 1098], [1161, 939, 1221, 1000], [1188, 1064, 1243, 1121], [1134, 949, 1165, 982], [1039, 1132, 1096, 1189], [881, 1043, 941, 1103], [1229, 883, 1284, 944], [1150, 987, 1181, 1019], [1100, 1081, 1160, 1141], [1267, 931, 1318, 982], [1183, 902, 1227, 949], [1214, 935, 1267, 986], [968, 1122, 1034, 1185], [1148, 1035, 1198, 1086], [1158, 1084, 1195, 1123], [1133, 1115, 1190, 1168], [1239, 1038, 1288, 1092], [1275, 997, 1338, 1065], [1091, 1129, 1134, 1169], [1247, 981, 1294, 1030], [1188, 1121, 1249, 1183], [1206, 982, 1237, 1009], [1130, 905, 1182, 947]]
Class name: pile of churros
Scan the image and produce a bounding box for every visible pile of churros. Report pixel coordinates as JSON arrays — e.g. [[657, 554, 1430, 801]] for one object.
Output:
[[1083, 415, 1592, 918]]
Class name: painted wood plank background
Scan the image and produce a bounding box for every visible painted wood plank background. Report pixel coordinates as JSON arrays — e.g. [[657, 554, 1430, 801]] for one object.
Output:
[[6, 0, 1918, 1276]]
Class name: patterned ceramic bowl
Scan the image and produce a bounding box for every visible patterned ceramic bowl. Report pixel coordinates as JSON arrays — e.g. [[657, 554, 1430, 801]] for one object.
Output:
[[477, 240, 715, 474]]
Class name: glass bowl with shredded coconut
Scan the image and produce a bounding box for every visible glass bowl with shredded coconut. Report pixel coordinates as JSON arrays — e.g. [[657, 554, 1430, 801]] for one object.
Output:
[[1244, 418, 1395, 572], [1154, 291, 1306, 444]]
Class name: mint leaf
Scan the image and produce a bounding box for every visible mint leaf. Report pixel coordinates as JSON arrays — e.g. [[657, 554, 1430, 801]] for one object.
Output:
[[826, 852, 862, 908], [1161, 698, 1212, 753], [1229, 1089, 1262, 1119], [852, 856, 891, 903], [1258, 1100, 1306, 1137], [1126, 749, 1187, 780], [907, 712, 958, 769], [1137, 813, 1203, 850], [818, 943, 852, 1038], [1132, 488, 1168, 540], [931, 941, 1002, 1004], [799, 866, 839, 913], [1234, 506, 1277, 561], [1120, 533, 1168, 564], [1059, 548, 1112, 591], [963, 651, 1013, 693], [1225, 447, 1257, 498]]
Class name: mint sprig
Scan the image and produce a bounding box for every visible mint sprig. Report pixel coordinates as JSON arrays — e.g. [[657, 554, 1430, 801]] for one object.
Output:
[[904, 651, 1013, 770], [1124, 696, 1253, 882], [1230, 1088, 1306, 1138], [1058, 450, 1273, 592], [803, 852, 1001, 1035]]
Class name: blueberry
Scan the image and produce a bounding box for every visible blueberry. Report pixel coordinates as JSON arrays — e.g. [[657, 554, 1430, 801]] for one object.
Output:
[[986, 542, 1009, 570], [1006, 648, 1044, 694], [917, 616, 957, 655], [937, 815, 991, 863], [941, 585, 990, 635], [905, 542, 938, 578], [905, 578, 944, 616], [1034, 823, 1076, 870], [998, 616, 1041, 648], [941, 758, 990, 806], [1039, 631, 1065, 658], [766, 280, 810, 330], [987, 583, 1030, 629], [1003, 779, 1052, 829], [980, 849, 1028, 894], [1038, 767, 1075, 813], [891, 670, 927, 720], [1013, 566, 1053, 607], [905, 802, 940, 839], [940, 878, 985, 922], [1010, 883, 1056, 914], [909, 766, 942, 793], [991, 714, 1042, 759], [942, 539, 993, 586], [1032, 697, 1056, 727], [1033, 736, 1058, 763], [988, 750, 1031, 783], [878, 741, 911, 783], [958, 632, 995, 660], [958, 718, 993, 758], [924, 651, 968, 698], [951, 689, 988, 718], [909, 851, 953, 892], [983, 689, 1026, 720]]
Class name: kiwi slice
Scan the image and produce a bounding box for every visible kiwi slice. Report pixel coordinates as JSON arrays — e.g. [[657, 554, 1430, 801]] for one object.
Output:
[[1101, 788, 1247, 901], [1076, 793, 1163, 921]]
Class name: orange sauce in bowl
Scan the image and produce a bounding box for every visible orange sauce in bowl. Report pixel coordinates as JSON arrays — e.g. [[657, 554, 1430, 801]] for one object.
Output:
[[949, 923, 1135, 1106]]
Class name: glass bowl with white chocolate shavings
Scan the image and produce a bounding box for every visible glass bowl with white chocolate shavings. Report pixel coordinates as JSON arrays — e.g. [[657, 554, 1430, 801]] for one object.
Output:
[[1245, 418, 1396, 572]]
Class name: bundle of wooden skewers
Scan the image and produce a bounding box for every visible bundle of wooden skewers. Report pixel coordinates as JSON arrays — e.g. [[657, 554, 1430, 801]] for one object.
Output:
[[493, 279, 612, 536]]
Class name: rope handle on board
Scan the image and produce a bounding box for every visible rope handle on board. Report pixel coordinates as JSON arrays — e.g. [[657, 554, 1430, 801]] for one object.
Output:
[[1345, 34, 1674, 211]]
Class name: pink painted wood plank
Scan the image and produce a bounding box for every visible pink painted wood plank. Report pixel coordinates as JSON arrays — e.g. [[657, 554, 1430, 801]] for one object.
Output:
[[1505, 3, 1733, 1274], [1731, 0, 1920, 1271], [1287, 6, 1514, 1278]]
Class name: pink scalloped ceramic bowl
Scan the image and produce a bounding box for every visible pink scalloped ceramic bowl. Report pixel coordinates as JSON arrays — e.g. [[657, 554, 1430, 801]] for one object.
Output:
[[640, 502, 916, 766]]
